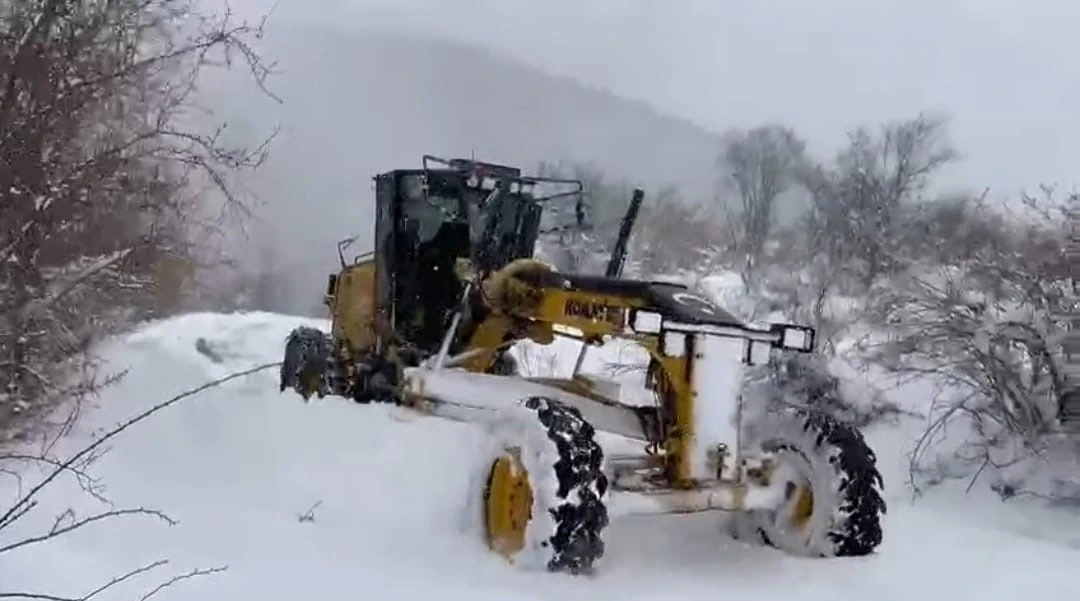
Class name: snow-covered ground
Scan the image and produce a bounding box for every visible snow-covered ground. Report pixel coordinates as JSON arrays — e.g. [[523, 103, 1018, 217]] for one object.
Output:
[[4, 311, 1080, 601]]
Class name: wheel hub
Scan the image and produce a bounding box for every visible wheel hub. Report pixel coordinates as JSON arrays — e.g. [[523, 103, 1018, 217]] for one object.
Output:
[[770, 446, 815, 531], [788, 482, 814, 529], [484, 448, 533, 558]]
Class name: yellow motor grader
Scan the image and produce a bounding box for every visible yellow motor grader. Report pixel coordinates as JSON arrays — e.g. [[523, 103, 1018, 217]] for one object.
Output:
[[279, 155, 885, 574]]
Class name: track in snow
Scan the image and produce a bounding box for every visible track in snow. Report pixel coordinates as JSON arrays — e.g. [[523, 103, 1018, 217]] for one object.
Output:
[[3, 312, 1080, 601]]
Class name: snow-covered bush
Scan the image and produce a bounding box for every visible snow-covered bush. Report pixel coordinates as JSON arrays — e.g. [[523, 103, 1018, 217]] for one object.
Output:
[[745, 352, 906, 429], [862, 192, 1077, 495], [630, 194, 724, 278]]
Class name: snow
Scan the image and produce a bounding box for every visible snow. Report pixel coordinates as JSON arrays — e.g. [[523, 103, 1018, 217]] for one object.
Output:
[[688, 334, 744, 480], [403, 367, 646, 441], [3, 311, 1080, 601]]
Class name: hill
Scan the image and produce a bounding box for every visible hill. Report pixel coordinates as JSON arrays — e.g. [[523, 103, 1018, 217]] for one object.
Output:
[[201, 27, 725, 313]]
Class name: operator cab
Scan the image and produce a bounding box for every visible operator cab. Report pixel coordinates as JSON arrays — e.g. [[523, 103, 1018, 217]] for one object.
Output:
[[372, 156, 584, 356]]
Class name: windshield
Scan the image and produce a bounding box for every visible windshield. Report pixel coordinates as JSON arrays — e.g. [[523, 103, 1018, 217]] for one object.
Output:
[[400, 174, 459, 243], [527, 179, 587, 235]]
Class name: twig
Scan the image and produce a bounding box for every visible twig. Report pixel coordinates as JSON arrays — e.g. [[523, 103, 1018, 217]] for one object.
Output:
[[137, 565, 228, 601], [0, 508, 174, 555], [0, 452, 108, 504], [297, 500, 321, 523], [0, 560, 170, 601], [0, 558, 225, 601], [77, 560, 168, 600]]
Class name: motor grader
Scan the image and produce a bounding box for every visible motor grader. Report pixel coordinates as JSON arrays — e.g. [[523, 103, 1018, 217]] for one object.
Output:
[[279, 155, 886, 574]]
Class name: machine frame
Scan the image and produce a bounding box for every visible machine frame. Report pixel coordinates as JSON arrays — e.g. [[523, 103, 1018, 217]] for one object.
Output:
[[280, 154, 885, 575], [402, 294, 818, 514]]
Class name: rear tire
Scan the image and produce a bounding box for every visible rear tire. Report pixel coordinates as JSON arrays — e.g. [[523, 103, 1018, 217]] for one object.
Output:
[[469, 396, 609, 574], [729, 409, 886, 557]]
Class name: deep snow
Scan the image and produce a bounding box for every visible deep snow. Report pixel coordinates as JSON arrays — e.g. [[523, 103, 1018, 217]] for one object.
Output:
[[4, 311, 1080, 601]]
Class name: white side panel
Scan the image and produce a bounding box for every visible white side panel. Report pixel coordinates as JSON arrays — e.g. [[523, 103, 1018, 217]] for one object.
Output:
[[689, 334, 745, 480]]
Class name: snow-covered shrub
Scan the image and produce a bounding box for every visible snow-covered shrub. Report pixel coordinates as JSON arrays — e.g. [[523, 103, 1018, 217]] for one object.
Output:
[[862, 192, 1077, 495], [745, 352, 905, 429], [631, 195, 724, 278]]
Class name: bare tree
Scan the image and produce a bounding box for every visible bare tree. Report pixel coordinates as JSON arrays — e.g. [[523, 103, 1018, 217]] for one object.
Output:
[[801, 113, 957, 290], [0, 0, 277, 443], [716, 124, 807, 285]]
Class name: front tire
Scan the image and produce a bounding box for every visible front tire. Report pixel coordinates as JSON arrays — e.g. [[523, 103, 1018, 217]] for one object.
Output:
[[730, 409, 886, 557], [280, 326, 336, 399], [471, 396, 609, 574]]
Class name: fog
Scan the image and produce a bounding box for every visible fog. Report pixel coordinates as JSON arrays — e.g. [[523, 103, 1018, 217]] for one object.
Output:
[[210, 0, 1079, 312]]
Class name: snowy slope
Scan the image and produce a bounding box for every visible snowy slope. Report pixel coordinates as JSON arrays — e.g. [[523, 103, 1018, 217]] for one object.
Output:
[[4, 312, 1080, 601]]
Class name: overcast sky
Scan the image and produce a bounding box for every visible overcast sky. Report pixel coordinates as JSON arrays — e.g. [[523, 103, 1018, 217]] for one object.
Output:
[[243, 0, 1078, 198], [209, 0, 1077, 312]]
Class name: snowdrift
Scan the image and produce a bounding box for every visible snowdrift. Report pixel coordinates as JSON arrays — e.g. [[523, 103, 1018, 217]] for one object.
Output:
[[3, 312, 1080, 601]]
